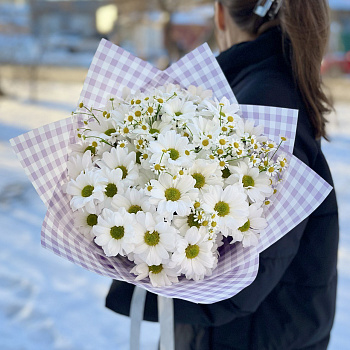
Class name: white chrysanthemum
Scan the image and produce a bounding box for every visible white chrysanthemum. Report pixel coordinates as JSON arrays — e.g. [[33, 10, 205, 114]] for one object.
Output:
[[149, 173, 198, 218], [93, 208, 134, 257], [148, 130, 195, 169], [88, 117, 119, 140], [66, 170, 106, 212], [187, 85, 213, 102], [226, 159, 273, 203], [187, 116, 220, 147], [110, 103, 131, 124], [99, 167, 124, 207], [73, 205, 102, 241], [131, 260, 179, 287], [188, 159, 223, 191], [111, 187, 155, 214], [202, 184, 249, 233], [236, 119, 267, 143], [173, 212, 202, 236], [203, 96, 240, 120], [162, 97, 196, 122], [133, 212, 178, 265], [239, 204, 267, 248], [100, 146, 139, 186], [67, 150, 93, 180], [171, 226, 216, 281], [69, 141, 97, 157]]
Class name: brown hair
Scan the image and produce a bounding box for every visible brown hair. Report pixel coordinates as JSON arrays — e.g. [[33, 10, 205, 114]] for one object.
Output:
[[219, 0, 333, 139]]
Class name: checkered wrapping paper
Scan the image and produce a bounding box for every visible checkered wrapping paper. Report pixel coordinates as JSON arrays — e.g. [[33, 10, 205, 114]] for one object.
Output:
[[10, 39, 332, 304]]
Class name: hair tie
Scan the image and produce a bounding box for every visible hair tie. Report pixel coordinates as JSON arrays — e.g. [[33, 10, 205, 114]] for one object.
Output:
[[254, 0, 283, 19]]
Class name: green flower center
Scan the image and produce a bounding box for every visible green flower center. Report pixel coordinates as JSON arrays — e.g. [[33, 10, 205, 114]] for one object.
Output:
[[164, 187, 181, 201], [86, 214, 98, 227], [81, 185, 94, 197], [214, 201, 230, 217], [105, 128, 116, 136], [110, 226, 124, 240], [175, 111, 182, 117], [185, 244, 200, 259], [192, 173, 205, 189], [238, 219, 250, 232], [117, 165, 128, 179], [187, 213, 200, 228], [128, 205, 142, 214], [84, 146, 96, 155], [168, 148, 180, 160], [149, 264, 163, 274], [149, 128, 160, 134], [242, 175, 255, 188], [222, 167, 231, 179], [105, 183, 118, 197], [144, 230, 160, 246]]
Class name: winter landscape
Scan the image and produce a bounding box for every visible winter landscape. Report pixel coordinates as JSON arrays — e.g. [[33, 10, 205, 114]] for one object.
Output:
[[0, 77, 349, 349]]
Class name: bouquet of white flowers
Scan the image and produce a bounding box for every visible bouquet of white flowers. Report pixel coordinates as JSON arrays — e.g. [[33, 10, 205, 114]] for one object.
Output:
[[10, 40, 331, 305], [67, 83, 289, 287]]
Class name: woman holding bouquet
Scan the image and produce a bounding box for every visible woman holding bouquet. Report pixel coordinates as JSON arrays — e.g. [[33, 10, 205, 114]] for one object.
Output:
[[106, 0, 339, 349]]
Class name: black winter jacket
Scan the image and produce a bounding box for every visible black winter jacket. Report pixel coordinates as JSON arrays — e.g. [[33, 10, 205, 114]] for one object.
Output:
[[106, 27, 339, 350]]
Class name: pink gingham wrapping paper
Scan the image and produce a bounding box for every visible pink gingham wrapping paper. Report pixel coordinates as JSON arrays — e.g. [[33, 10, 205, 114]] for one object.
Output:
[[10, 40, 332, 304]]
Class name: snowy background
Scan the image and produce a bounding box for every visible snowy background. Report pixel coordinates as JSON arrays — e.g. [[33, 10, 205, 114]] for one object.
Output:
[[0, 77, 349, 349]]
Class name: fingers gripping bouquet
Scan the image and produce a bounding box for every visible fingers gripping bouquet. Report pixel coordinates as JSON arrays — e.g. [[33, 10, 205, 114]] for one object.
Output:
[[68, 84, 288, 287], [10, 40, 332, 304]]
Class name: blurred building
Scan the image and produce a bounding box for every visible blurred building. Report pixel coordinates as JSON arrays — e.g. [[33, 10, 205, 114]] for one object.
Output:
[[329, 0, 350, 52]]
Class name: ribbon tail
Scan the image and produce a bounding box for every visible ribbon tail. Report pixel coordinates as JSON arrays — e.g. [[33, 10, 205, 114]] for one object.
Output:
[[158, 295, 175, 350], [130, 286, 147, 350]]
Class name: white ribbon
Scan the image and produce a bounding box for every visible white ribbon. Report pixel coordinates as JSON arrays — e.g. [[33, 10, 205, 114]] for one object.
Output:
[[130, 286, 147, 350], [129, 286, 175, 350], [158, 295, 175, 350]]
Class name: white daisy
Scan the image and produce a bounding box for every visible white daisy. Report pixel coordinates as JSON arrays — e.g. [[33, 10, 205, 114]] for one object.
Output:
[[148, 130, 195, 169], [239, 204, 267, 248], [188, 159, 223, 191], [93, 207, 134, 257], [130, 260, 179, 287], [171, 226, 216, 281], [99, 167, 125, 207], [187, 116, 220, 147], [148, 173, 198, 218], [201, 184, 249, 234], [67, 149, 94, 180], [162, 97, 196, 122], [73, 205, 102, 241], [133, 212, 178, 265], [111, 187, 155, 214], [227, 159, 273, 203], [66, 170, 106, 213], [173, 212, 202, 236], [100, 146, 139, 186]]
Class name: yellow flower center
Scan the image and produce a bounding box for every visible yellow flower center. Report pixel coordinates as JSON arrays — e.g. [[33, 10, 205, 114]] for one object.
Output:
[[164, 187, 181, 201], [238, 219, 250, 232], [168, 148, 180, 160], [185, 244, 200, 259], [144, 230, 160, 246], [117, 165, 128, 179], [192, 173, 206, 189], [128, 205, 142, 214], [214, 201, 230, 217], [242, 175, 255, 188], [202, 139, 209, 147], [222, 167, 231, 179], [149, 264, 163, 274]]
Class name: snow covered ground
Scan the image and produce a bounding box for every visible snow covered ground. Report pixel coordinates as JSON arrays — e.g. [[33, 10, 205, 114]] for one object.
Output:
[[0, 78, 349, 349]]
